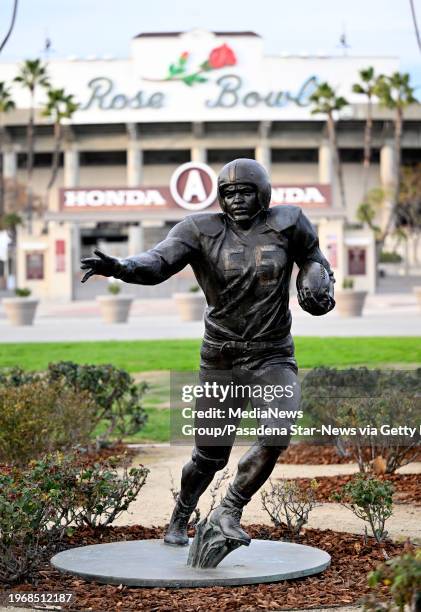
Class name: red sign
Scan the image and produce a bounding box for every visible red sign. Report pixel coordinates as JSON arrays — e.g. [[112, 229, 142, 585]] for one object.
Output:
[[60, 184, 331, 211], [60, 163, 331, 212], [55, 239, 66, 273]]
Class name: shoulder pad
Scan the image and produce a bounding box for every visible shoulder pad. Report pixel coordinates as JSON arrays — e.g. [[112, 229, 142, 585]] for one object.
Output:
[[265, 206, 301, 232], [188, 213, 226, 237]]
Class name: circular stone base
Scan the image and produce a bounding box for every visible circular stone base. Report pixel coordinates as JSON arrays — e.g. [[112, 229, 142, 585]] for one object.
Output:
[[51, 539, 330, 588]]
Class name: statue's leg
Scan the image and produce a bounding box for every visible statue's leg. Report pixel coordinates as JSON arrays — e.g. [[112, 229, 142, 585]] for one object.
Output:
[[164, 445, 233, 545], [210, 365, 300, 543], [165, 366, 243, 545], [165, 345, 243, 546]]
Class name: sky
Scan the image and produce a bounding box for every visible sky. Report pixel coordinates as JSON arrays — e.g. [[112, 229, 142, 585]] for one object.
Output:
[[1, 0, 421, 85]]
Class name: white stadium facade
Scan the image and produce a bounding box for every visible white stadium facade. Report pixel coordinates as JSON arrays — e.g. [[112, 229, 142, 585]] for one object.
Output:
[[0, 29, 420, 300]]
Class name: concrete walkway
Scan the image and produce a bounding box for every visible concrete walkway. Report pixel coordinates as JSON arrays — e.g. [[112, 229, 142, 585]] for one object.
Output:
[[116, 444, 421, 543], [0, 293, 420, 342]]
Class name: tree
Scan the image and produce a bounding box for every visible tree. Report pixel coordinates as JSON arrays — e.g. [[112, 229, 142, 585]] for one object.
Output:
[[396, 164, 421, 264], [309, 82, 348, 208], [356, 187, 383, 236], [0, 82, 15, 220], [352, 66, 379, 197], [374, 72, 417, 242], [42, 88, 78, 195], [14, 59, 50, 232]]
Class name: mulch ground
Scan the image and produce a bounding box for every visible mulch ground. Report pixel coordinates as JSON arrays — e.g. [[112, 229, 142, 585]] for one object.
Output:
[[279, 442, 421, 466], [291, 473, 421, 505], [71, 443, 138, 467], [279, 443, 354, 465], [0, 524, 408, 611]]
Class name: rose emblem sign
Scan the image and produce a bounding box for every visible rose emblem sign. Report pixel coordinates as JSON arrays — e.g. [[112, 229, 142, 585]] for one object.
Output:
[[144, 43, 237, 87]]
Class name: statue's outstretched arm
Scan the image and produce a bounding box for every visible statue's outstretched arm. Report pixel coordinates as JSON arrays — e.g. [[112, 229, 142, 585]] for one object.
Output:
[[81, 217, 200, 286]]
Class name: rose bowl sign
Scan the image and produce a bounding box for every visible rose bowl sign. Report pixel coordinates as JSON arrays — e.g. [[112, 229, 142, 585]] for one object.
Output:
[[60, 162, 331, 213]]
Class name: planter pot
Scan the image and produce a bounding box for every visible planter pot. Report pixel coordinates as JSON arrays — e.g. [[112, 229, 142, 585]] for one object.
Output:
[[378, 262, 404, 277], [334, 291, 367, 317], [173, 292, 206, 321], [2, 297, 39, 326], [413, 286, 421, 311], [96, 295, 134, 323]]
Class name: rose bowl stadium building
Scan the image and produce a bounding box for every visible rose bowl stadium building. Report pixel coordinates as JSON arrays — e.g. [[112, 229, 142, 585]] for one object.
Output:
[[0, 30, 419, 300]]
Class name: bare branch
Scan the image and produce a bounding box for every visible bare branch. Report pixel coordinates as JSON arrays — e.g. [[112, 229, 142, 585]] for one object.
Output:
[[410, 0, 421, 54], [0, 0, 18, 55]]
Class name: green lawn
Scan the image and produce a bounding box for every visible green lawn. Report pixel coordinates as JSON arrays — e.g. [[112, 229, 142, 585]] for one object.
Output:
[[0, 337, 419, 372], [2, 337, 419, 444]]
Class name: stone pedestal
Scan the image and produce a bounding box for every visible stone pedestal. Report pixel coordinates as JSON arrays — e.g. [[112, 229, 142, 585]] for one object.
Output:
[[51, 539, 331, 588]]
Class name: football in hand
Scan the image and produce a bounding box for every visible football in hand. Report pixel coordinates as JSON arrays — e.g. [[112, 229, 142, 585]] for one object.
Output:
[[296, 261, 330, 302]]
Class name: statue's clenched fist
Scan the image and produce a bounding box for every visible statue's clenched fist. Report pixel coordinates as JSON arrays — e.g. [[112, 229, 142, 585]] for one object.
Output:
[[80, 249, 123, 283]]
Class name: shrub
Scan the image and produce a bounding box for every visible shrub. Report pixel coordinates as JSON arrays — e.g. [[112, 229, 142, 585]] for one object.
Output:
[[301, 368, 420, 473], [342, 277, 354, 289], [46, 361, 149, 445], [0, 453, 149, 583], [0, 380, 97, 466], [108, 281, 121, 295], [261, 479, 319, 540], [0, 212, 22, 231], [0, 468, 57, 584], [0, 361, 149, 447], [364, 548, 421, 611], [302, 367, 378, 423], [379, 251, 402, 264], [14, 287, 31, 297], [0, 366, 40, 387], [70, 459, 149, 528], [26, 453, 149, 529], [333, 475, 394, 544], [336, 391, 420, 474]]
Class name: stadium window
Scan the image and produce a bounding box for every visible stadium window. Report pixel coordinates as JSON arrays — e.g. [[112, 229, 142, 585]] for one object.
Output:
[[79, 151, 127, 165], [271, 149, 318, 162], [143, 150, 190, 164], [207, 149, 255, 164]]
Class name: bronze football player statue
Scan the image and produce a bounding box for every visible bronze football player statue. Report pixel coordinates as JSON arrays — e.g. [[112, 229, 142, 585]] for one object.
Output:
[[81, 159, 335, 557]]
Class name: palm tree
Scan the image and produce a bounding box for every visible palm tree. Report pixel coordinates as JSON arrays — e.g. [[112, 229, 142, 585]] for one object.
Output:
[[309, 82, 348, 208], [352, 66, 379, 197], [14, 59, 50, 232], [0, 82, 16, 220], [42, 88, 78, 194], [374, 72, 417, 241], [395, 164, 421, 265]]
